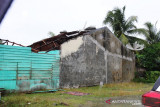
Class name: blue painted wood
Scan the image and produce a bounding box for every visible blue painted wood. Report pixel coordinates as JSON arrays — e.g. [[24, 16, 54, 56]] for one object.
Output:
[[0, 44, 60, 91]]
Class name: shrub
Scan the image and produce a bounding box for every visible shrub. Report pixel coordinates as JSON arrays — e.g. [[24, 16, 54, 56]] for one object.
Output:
[[136, 42, 160, 71], [133, 71, 160, 83]]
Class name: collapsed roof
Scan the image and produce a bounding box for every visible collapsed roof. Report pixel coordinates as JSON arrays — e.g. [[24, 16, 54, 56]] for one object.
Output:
[[29, 27, 96, 52], [0, 38, 25, 47]]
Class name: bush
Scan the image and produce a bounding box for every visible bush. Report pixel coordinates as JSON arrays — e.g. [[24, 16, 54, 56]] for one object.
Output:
[[136, 42, 160, 71], [133, 71, 160, 83]]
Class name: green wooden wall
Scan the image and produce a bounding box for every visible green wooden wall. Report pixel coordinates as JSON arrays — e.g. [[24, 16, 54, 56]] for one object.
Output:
[[0, 44, 60, 92]]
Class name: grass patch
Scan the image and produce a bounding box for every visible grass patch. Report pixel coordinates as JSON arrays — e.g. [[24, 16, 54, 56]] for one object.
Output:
[[0, 82, 153, 107]]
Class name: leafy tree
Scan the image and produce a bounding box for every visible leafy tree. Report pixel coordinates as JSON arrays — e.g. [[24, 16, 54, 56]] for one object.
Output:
[[103, 6, 145, 45], [136, 42, 160, 71]]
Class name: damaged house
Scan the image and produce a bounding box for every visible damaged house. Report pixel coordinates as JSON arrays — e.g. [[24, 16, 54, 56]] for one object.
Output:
[[0, 0, 135, 91], [0, 27, 135, 91], [30, 27, 135, 89]]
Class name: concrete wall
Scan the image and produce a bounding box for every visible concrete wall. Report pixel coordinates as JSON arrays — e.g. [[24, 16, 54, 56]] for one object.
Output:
[[60, 27, 135, 88]]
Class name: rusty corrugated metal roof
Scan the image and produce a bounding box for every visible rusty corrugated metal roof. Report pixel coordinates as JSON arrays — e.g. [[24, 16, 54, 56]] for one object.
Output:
[[29, 30, 91, 52], [0, 27, 96, 52]]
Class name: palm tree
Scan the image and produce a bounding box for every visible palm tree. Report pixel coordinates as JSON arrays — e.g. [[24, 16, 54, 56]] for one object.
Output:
[[143, 22, 160, 45], [103, 6, 145, 45]]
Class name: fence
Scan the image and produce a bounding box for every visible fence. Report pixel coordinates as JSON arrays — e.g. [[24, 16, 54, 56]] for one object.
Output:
[[0, 44, 60, 92]]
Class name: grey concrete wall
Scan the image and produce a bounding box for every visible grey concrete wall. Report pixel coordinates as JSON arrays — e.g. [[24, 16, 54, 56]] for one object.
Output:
[[60, 27, 135, 88], [84, 36, 106, 86], [60, 36, 106, 88], [88, 27, 135, 83], [59, 36, 86, 88]]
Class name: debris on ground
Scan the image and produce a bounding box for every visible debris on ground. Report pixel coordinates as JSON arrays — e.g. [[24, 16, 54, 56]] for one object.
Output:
[[54, 102, 69, 106], [66, 92, 90, 96]]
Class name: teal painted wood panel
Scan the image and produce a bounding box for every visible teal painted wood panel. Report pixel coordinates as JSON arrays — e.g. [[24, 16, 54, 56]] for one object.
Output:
[[0, 44, 60, 91]]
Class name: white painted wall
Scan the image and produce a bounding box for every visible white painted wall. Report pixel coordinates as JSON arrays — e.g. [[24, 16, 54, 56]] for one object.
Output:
[[61, 36, 83, 58]]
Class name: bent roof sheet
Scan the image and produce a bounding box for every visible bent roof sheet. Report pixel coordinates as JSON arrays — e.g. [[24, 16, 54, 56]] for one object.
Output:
[[29, 30, 89, 52]]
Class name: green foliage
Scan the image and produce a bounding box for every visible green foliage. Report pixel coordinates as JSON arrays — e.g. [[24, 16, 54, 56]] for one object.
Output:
[[48, 32, 55, 37], [133, 71, 160, 83], [103, 6, 146, 46], [143, 22, 160, 45], [145, 71, 160, 82], [136, 42, 160, 71], [134, 42, 160, 83]]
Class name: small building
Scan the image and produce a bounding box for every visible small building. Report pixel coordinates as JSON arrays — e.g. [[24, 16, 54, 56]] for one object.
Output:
[[0, 0, 135, 91], [0, 27, 135, 92], [30, 27, 135, 89]]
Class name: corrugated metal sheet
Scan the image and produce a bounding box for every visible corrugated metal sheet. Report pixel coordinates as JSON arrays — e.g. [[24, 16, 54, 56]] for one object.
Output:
[[0, 44, 60, 91]]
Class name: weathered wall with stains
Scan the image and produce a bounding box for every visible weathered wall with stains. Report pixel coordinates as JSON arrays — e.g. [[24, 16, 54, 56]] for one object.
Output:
[[60, 27, 135, 88], [60, 36, 107, 88], [91, 27, 135, 83], [60, 36, 86, 88]]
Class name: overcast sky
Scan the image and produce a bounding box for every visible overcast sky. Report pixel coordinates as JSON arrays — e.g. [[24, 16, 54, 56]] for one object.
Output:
[[0, 0, 160, 46]]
